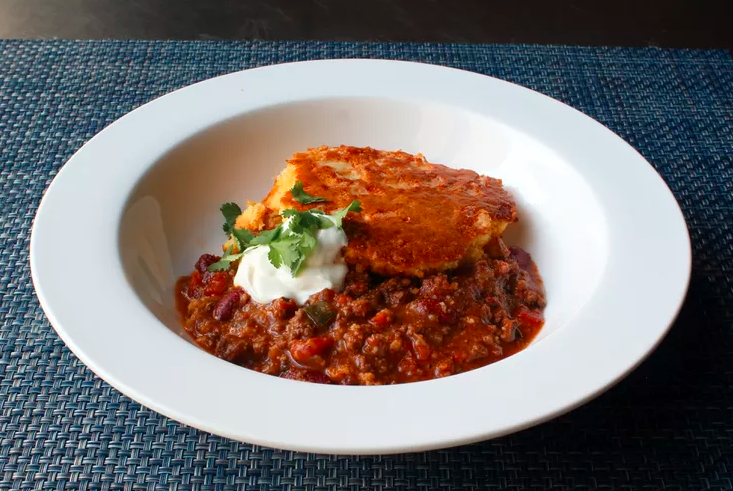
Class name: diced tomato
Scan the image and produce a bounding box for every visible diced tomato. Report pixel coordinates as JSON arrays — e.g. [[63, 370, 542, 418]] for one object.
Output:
[[434, 359, 455, 378], [371, 309, 393, 329], [272, 298, 298, 319], [410, 335, 431, 361], [203, 271, 228, 296], [187, 270, 203, 297], [397, 355, 417, 376], [290, 337, 334, 364], [452, 350, 468, 364], [334, 294, 351, 307], [516, 306, 544, 329]]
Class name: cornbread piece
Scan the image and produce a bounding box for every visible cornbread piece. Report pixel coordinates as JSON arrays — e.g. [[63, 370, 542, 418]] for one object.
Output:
[[232, 146, 516, 277]]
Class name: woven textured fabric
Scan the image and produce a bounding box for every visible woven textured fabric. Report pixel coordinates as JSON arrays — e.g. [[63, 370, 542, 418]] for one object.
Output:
[[1, 40, 732, 490]]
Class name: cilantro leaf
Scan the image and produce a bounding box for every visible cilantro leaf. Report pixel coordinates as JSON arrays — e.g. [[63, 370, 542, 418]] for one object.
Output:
[[331, 200, 362, 228], [314, 214, 334, 229], [216, 199, 354, 277], [267, 244, 282, 269], [250, 225, 283, 245], [291, 181, 327, 204], [207, 245, 244, 272], [282, 208, 333, 233], [292, 233, 317, 275], [263, 208, 339, 275], [268, 237, 301, 273], [220, 202, 242, 235], [299, 231, 317, 253], [231, 228, 255, 250]]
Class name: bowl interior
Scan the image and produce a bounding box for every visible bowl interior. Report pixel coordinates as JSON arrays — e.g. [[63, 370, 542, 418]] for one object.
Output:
[[119, 97, 608, 351]]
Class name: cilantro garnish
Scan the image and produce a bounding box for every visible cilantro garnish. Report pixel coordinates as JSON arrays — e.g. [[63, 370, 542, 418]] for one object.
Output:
[[220, 202, 242, 235], [282, 208, 334, 231], [249, 226, 282, 246], [267, 236, 301, 270], [231, 228, 254, 251], [209, 198, 362, 275], [290, 181, 327, 204], [331, 200, 362, 228], [207, 245, 244, 271]]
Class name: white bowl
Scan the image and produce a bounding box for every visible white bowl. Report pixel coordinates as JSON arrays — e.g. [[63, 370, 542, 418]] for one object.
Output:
[[30, 60, 691, 455]]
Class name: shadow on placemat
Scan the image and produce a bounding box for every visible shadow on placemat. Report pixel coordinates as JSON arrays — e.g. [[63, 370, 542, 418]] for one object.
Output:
[[0, 40, 731, 490]]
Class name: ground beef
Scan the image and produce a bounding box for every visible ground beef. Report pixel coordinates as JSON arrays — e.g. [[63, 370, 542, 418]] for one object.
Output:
[[176, 244, 546, 385]]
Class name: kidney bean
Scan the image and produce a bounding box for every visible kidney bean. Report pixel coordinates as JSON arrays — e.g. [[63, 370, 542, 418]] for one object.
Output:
[[196, 254, 221, 273], [301, 371, 332, 384], [280, 369, 332, 384], [280, 369, 299, 380], [509, 247, 531, 271], [213, 289, 243, 321]]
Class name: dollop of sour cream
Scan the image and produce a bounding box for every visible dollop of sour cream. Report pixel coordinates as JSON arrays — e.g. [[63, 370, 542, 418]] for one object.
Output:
[[233, 217, 348, 305]]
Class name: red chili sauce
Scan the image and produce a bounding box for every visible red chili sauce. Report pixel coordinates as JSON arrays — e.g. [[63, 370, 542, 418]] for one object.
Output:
[[176, 241, 546, 385]]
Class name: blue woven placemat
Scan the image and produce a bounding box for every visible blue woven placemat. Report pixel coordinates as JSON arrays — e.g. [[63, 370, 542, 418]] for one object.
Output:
[[1, 40, 732, 490]]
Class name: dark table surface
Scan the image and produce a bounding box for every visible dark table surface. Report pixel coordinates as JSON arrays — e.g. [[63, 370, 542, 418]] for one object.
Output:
[[0, 0, 731, 54], [1, 1, 733, 489]]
